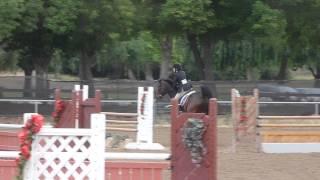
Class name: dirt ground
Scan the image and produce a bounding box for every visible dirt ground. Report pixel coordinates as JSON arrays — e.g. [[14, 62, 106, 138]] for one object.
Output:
[[153, 126, 320, 180], [81, 122, 320, 180], [2, 116, 320, 180]]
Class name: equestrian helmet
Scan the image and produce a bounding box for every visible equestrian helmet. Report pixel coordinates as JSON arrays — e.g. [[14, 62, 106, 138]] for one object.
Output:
[[173, 64, 182, 71]]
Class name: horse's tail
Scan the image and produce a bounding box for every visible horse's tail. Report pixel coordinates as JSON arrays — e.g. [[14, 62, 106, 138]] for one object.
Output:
[[200, 86, 213, 99]]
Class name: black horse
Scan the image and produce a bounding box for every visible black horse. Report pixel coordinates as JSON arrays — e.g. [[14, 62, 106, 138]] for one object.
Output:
[[156, 78, 213, 114]]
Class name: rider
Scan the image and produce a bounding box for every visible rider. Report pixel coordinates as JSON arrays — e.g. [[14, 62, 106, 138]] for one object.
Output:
[[170, 64, 192, 99]]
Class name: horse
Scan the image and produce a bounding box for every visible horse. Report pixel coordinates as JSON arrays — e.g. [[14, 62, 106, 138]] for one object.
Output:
[[156, 78, 213, 114]]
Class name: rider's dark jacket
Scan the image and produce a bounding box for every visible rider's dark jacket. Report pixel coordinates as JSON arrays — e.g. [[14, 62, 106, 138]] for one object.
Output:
[[170, 70, 192, 92]]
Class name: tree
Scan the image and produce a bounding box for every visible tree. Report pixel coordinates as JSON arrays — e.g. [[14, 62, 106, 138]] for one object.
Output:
[[4, 0, 80, 98], [159, 0, 293, 82], [65, 0, 136, 94], [160, 0, 215, 80], [0, 0, 24, 41], [243, 1, 287, 80], [269, 0, 320, 81]]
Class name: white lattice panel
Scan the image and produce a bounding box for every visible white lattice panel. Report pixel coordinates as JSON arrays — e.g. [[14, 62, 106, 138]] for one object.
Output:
[[24, 114, 105, 180]]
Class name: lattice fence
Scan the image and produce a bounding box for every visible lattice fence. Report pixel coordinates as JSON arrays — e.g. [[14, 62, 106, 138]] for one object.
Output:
[[24, 114, 105, 180]]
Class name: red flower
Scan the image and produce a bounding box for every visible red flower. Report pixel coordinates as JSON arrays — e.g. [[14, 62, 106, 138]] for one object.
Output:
[[55, 100, 64, 112], [240, 115, 247, 121], [18, 129, 29, 144], [21, 145, 30, 159], [31, 115, 44, 133], [52, 100, 65, 126], [31, 114, 44, 124], [25, 120, 33, 129], [16, 114, 45, 180], [54, 100, 60, 108], [52, 112, 58, 118], [15, 157, 20, 166], [22, 139, 32, 147]]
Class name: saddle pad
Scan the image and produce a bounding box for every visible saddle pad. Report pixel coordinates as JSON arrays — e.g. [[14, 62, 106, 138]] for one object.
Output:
[[179, 90, 196, 107]]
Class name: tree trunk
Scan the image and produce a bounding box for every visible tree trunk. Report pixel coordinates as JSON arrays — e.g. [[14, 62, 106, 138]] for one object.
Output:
[[187, 33, 217, 96], [187, 33, 205, 79], [246, 68, 255, 81], [310, 61, 320, 87], [277, 53, 289, 80], [201, 36, 215, 80], [23, 69, 33, 98], [159, 35, 173, 79], [317, 63, 320, 79], [187, 33, 215, 80], [127, 67, 136, 80], [111, 62, 123, 79], [35, 62, 49, 99], [145, 62, 154, 80], [79, 51, 95, 97], [310, 62, 320, 79]]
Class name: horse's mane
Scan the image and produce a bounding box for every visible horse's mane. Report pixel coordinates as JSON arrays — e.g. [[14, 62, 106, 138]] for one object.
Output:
[[200, 86, 213, 99], [161, 78, 212, 99], [160, 78, 175, 88]]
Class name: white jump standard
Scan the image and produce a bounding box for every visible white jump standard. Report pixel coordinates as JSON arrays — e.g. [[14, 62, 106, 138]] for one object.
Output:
[[125, 87, 165, 150]]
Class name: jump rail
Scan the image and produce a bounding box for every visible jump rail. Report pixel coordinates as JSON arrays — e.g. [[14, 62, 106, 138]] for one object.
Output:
[[102, 87, 164, 150], [258, 115, 320, 119], [55, 85, 164, 150], [102, 112, 138, 117], [103, 112, 138, 132], [257, 115, 320, 153], [232, 88, 320, 153], [0, 159, 169, 180], [0, 113, 52, 151]]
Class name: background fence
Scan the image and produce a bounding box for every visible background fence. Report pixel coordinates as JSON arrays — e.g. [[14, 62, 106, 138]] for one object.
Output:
[[1, 76, 320, 122]]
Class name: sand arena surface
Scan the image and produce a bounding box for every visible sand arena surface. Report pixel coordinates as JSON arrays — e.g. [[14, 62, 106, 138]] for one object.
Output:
[[1, 116, 320, 180], [154, 126, 320, 180], [99, 124, 320, 180]]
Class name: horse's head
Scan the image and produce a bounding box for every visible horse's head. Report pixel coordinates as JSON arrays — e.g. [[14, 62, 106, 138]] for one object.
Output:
[[155, 79, 177, 99]]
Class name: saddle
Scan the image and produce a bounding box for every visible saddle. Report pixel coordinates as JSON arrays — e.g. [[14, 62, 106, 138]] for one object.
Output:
[[178, 90, 196, 111]]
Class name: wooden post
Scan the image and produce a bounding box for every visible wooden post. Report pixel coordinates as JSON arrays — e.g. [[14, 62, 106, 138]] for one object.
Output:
[[91, 113, 106, 180], [254, 88, 261, 152], [208, 98, 217, 180], [171, 98, 217, 180], [231, 88, 240, 152]]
